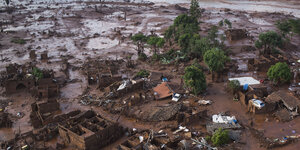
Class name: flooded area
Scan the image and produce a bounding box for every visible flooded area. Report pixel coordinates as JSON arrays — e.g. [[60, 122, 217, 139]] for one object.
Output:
[[0, 0, 300, 149]]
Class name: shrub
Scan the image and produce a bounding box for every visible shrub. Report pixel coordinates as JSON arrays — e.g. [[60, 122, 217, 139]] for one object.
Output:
[[228, 80, 240, 94], [211, 128, 230, 146], [11, 38, 26, 44], [32, 67, 43, 80], [136, 69, 149, 78], [138, 53, 147, 61]]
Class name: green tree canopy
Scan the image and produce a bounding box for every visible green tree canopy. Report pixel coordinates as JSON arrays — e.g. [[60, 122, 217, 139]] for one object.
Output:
[[255, 31, 283, 54], [267, 62, 291, 84], [131, 33, 148, 55], [275, 20, 292, 37], [204, 48, 229, 73], [183, 65, 206, 95], [289, 19, 300, 35], [228, 80, 240, 94], [32, 67, 44, 80], [147, 36, 165, 55], [211, 128, 230, 146], [190, 0, 201, 18]]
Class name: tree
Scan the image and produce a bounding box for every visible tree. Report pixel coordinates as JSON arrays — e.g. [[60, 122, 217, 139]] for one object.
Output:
[[204, 48, 229, 81], [289, 19, 300, 36], [4, 0, 9, 6], [131, 33, 148, 55], [147, 36, 165, 55], [183, 65, 206, 95], [267, 62, 291, 84], [228, 80, 240, 94], [211, 128, 230, 146], [190, 37, 211, 58], [255, 31, 283, 55], [208, 26, 219, 46], [275, 20, 292, 38], [224, 19, 232, 28], [190, 0, 201, 18]]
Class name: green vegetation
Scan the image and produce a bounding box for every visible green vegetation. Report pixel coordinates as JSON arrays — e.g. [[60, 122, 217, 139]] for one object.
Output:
[[204, 48, 229, 80], [275, 19, 300, 39], [136, 69, 150, 78], [11, 38, 26, 44], [219, 19, 232, 28], [190, 0, 201, 18], [131, 33, 148, 55], [255, 31, 283, 55], [211, 128, 230, 146], [267, 62, 291, 84], [183, 65, 206, 95], [228, 80, 240, 94], [32, 67, 43, 80], [147, 36, 165, 55]]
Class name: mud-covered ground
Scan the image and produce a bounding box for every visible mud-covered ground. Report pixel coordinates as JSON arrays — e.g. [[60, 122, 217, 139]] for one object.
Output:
[[0, 0, 300, 150]]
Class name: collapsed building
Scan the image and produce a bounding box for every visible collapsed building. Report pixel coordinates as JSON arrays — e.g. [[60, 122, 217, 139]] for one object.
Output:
[[225, 29, 248, 41], [248, 54, 288, 72], [58, 110, 124, 150], [2, 63, 59, 98], [265, 90, 300, 121]]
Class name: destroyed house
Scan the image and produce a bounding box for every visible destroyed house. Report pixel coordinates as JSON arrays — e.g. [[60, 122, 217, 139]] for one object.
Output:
[[225, 29, 247, 41], [58, 110, 123, 150], [153, 82, 173, 100], [248, 54, 288, 71], [30, 99, 60, 128], [266, 90, 300, 111], [32, 78, 59, 98]]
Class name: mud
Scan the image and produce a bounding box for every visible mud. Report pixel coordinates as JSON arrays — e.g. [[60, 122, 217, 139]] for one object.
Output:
[[0, 0, 300, 150]]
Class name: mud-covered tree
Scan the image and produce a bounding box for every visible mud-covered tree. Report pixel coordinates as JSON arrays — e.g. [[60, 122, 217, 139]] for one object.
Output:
[[211, 128, 230, 146], [147, 36, 165, 55], [190, 0, 201, 18], [4, 0, 9, 6], [267, 62, 291, 84], [224, 19, 232, 28], [289, 19, 300, 36], [204, 48, 229, 81], [275, 20, 292, 38], [131, 33, 148, 55], [255, 31, 283, 55], [183, 65, 206, 95], [228, 80, 240, 94], [208, 26, 219, 46]]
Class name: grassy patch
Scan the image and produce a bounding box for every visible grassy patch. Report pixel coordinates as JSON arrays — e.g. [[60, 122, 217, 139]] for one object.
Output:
[[11, 38, 26, 44]]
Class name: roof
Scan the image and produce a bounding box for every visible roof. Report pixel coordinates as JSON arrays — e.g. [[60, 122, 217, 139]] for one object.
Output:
[[266, 90, 300, 111], [229, 77, 260, 86], [153, 82, 173, 100]]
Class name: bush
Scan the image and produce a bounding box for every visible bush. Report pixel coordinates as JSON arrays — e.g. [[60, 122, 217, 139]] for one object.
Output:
[[138, 53, 147, 61], [32, 67, 43, 80], [267, 62, 291, 84], [136, 69, 149, 78], [211, 128, 230, 146], [228, 80, 240, 94], [11, 38, 26, 44]]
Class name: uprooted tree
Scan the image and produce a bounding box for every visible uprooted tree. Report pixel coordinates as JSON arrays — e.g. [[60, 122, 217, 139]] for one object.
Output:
[[255, 31, 283, 55], [183, 65, 206, 95], [204, 48, 229, 81], [267, 62, 291, 84]]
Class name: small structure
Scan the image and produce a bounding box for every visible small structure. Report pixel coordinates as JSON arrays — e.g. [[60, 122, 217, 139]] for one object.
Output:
[[153, 82, 173, 100], [228, 77, 260, 86], [248, 54, 288, 72], [225, 29, 247, 41], [30, 99, 60, 128], [266, 90, 300, 112], [58, 110, 123, 150]]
